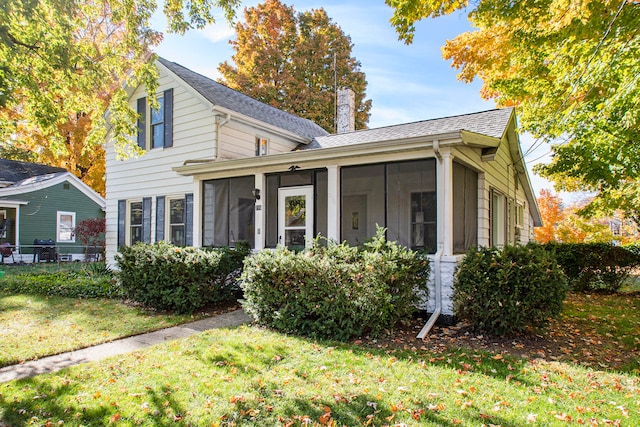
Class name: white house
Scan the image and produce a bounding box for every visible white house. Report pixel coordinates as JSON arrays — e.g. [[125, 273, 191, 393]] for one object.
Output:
[[105, 57, 542, 325]]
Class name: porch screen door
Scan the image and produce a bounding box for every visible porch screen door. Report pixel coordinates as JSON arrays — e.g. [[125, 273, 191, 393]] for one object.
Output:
[[278, 186, 314, 250]]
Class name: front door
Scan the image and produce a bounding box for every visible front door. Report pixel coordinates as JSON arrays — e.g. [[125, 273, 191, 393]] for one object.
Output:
[[278, 186, 314, 250]]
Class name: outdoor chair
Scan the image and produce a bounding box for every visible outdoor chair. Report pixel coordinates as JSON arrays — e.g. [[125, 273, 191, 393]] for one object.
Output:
[[0, 243, 15, 264]]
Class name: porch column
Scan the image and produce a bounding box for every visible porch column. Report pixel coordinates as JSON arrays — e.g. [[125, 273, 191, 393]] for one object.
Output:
[[437, 151, 454, 256], [326, 166, 340, 243], [254, 173, 265, 250], [192, 179, 202, 247]]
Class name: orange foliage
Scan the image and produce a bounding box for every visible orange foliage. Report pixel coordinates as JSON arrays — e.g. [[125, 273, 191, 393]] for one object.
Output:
[[534, 189, 564, 243]]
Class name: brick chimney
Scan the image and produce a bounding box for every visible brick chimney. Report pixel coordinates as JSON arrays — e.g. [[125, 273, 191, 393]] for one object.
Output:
[[336, 88, 355, 134]]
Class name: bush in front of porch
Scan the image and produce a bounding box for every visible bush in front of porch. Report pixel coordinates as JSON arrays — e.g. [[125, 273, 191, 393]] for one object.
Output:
[[116, 242, 250, 314], [453, 244, 568, 336], [240, 228, 430, 340]]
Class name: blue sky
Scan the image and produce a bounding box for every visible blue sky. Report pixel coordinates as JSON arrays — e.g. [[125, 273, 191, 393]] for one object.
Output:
[[154, 0, 554, 195]]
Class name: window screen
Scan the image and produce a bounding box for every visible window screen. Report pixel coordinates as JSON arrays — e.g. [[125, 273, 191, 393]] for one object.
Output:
[[341, 164, 385, 246], [202, 176, 255, 247], [452, 162, 478, 253], [386, 160, 436, 252]]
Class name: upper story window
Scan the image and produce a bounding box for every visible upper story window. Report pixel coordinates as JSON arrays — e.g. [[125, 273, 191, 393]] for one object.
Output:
[[137, 88, 173, 150], [255, 137, 268, 156], [151, 97, 165, 149], [57, 211, 76, 243]]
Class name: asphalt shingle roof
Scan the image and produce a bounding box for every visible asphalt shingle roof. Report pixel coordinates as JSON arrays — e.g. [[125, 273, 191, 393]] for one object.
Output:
[[158, 57, 329, 141], [0, 159, 67, 184], [302, 108, 514, 150]]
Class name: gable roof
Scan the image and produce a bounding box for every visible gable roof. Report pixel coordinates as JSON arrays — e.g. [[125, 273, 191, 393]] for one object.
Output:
[[303, 108, 513, 150], [0, 172, 106, 209], [0, 158, 67, 184], [157, 57, 329, 141]]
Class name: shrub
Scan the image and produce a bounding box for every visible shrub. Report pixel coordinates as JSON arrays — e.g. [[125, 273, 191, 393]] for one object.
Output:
[[240, 228, 430, 340], [543, 243, 640, 293], [1, 271, 120, 299], [453, 244, 567, 336], [115, 242, 249, 314]]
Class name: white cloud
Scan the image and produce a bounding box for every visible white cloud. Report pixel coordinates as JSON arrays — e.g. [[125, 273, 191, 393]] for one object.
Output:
[[198, 22, 235, 43]]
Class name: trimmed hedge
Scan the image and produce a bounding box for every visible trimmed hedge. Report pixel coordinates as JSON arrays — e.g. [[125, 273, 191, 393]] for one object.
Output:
[[543, 243, 640, 293], [453, 244, 567, 336], [115, 242, 249, 314], [240, 229, 430, 340], [1, 271, 119, 299]]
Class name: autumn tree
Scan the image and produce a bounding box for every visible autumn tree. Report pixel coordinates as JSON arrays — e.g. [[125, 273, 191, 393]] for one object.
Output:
[[385, 0, 639, 219], [219, 0, 372, 132], [534, 189, 564, 243], [0, 0, 240, 168]]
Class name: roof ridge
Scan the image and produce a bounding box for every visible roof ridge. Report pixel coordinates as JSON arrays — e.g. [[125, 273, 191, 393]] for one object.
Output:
[[156, 57, 328, 137]]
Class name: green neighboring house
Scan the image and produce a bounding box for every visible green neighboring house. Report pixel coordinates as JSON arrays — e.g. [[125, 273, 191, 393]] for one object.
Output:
[[0, 159, 105, 263]]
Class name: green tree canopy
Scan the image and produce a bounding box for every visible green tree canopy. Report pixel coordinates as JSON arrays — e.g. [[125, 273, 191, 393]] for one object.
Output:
[[0, 0, 240, 159], [386, 0, 640, 219], [218, 0, 372, 132]]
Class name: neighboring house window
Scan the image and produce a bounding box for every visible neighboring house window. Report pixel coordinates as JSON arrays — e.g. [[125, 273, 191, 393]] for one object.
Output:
[[136, 88, 173, 150], [151, 96, 165, 149], [168, 197, 186, 246], [129, 201, 143, 245], [490, 189, 507, 247], [255, 137, 268, 156], [57, 211, 76, 243]]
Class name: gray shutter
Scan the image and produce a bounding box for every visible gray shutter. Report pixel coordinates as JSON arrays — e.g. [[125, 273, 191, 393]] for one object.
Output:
[[156, 196, 165, 242], [185, 193, 194, 246], [137, 97, 146, 149], [117, 200, 126, 248], [142, 197, 152, 243], [163, 88, 173, 148]]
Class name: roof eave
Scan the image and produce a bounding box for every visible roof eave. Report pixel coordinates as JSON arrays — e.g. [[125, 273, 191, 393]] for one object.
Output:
[[212, 105, 311, 145], [174, 130, 463, 176]]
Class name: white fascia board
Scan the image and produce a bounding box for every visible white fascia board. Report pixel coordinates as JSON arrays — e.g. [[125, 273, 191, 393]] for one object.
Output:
[[460, 130, 501, 148], [174, 131, 463, 177], [0, 199, 29, 208]]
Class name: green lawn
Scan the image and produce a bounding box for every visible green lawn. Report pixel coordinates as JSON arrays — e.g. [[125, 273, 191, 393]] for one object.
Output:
[[1, 289, 639, 426], [1, 270, 638, 426], [1, 325, 637, 426], [0, 292, 199, 367]]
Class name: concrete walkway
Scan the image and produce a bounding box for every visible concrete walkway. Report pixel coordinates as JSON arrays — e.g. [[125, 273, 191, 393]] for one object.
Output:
[[0, 309, 252, 383]]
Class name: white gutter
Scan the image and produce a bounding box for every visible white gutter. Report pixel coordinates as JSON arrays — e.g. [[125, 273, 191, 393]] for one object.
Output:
[[213, 112, 231, 159], [417, 139, 443, 339]]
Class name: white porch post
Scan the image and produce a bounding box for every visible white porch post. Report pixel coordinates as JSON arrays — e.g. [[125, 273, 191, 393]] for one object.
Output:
[[15, 206, 20, 252], [326, 166, 340, 243], [192, 179, 202, 247], [254, 173, 265, 250], [438, 152, 454, 256]]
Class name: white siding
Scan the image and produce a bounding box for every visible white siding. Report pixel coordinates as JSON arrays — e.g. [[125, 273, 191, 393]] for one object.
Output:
[[217, 121, 300, 160], [106, 69, 218, 264]]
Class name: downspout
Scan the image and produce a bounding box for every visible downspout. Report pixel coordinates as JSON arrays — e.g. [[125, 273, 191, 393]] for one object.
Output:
[[214, 113, 231, 159], [417, 140, 443, 339]]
